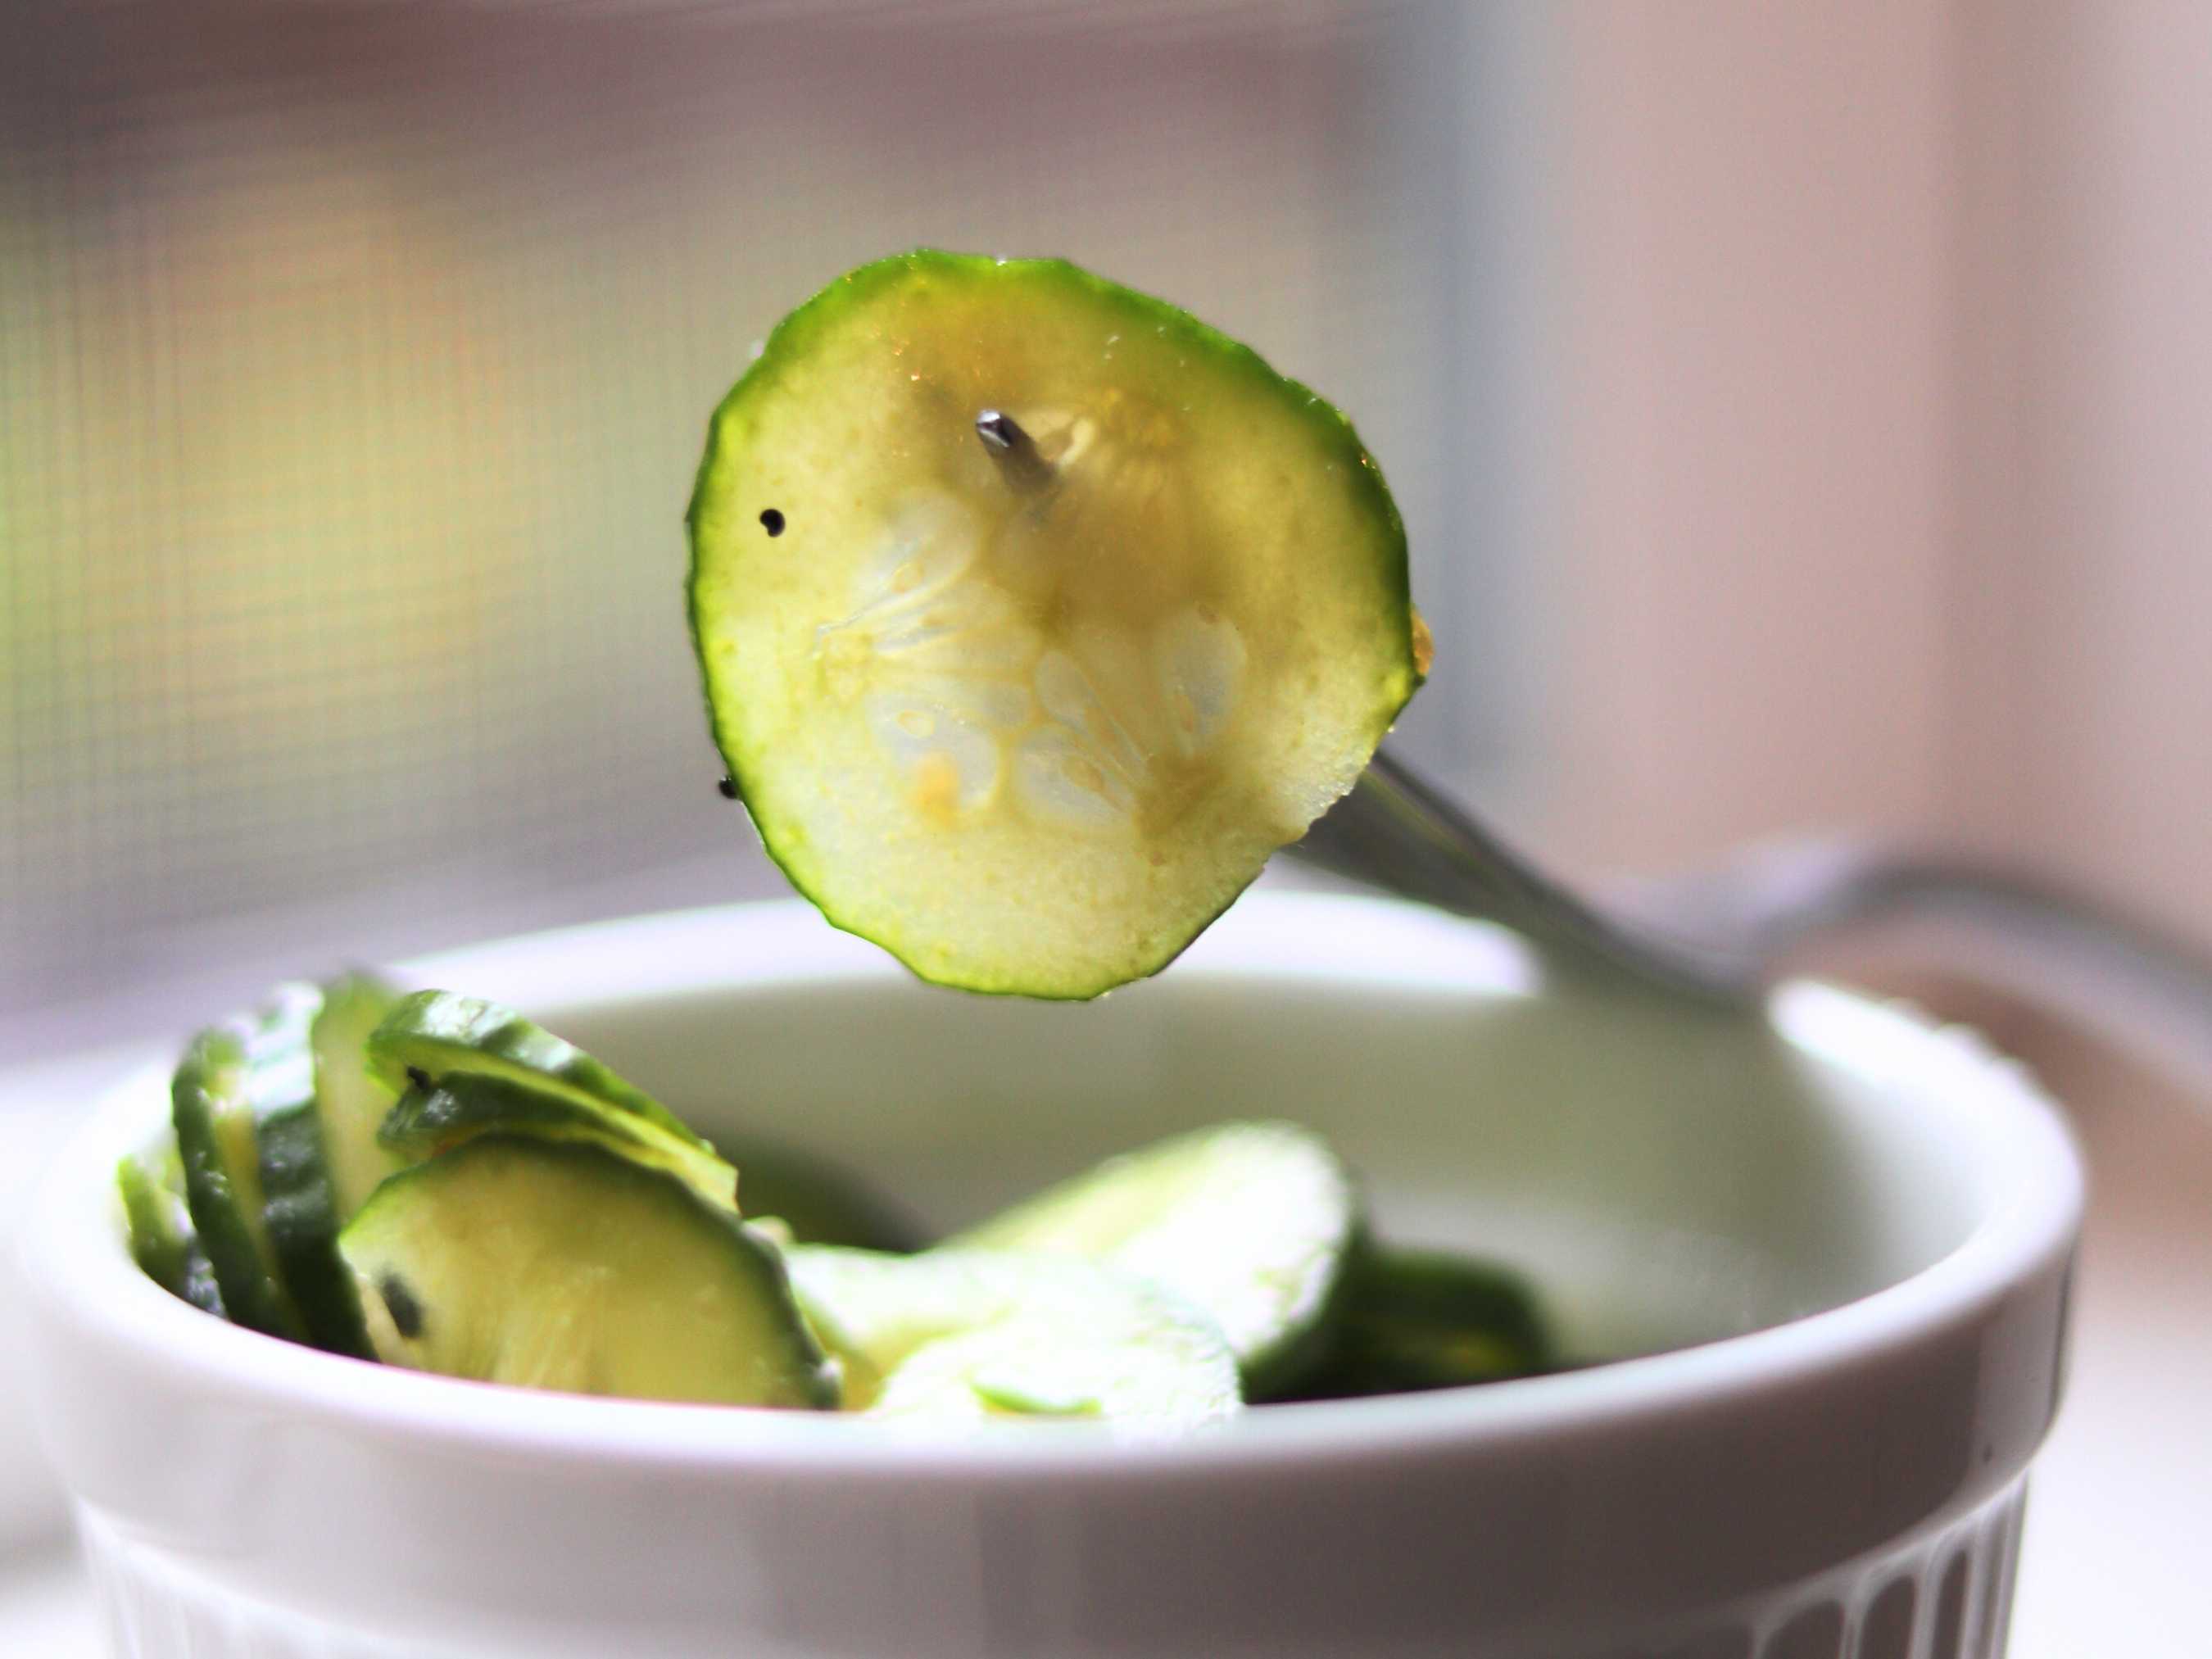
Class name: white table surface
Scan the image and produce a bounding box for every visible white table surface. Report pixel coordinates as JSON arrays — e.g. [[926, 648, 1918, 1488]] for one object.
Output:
[[5, 1036, 2205, 1657]]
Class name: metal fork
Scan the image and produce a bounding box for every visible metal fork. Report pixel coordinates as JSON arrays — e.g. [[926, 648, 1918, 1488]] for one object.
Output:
[[1292, 749, 2212, 1093]]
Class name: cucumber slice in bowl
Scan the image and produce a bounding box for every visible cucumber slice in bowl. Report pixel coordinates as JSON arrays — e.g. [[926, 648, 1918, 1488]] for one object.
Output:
[[380, 1071, 739, 1215], [688, 251, 1426, 998], [368, 989, 737, 1210], [338, 1135, 836, 1408], [173, 988, 367, 1353], [786, 1246, 1240, 1429], [368, 990, 712, 1153], [946, 1120, 1356, 1399], [172, 1022, 297, 1340], [116, 1149, 224, 1317], [310, 972, 408, 1223]]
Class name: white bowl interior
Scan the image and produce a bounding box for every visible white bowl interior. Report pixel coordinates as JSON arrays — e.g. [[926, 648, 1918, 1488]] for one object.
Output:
[[374, 896, 1997, 1363]]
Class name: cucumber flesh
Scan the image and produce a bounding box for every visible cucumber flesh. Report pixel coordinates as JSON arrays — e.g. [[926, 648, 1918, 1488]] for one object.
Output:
[[116, 1149, 224, 1317], [172, 989, 369, 1352], [946, 1120, 1356, 1398], [687, 251, 1424, 998], [338, 1135, 836, 1408], [367, 990, 713, 1154], [1290, 1246, 1554, 1400], [117, 1152, 192, 1297], [379, 1071, 739, 1214], [172, 1012, 311, 1342], [786, 1245, 1240, 1427], [310, 972, 408, 1222], [254, 991, 374, 1358]]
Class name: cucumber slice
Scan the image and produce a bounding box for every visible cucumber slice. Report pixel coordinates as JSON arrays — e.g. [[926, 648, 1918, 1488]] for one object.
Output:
[[310, 972, 408, 1222], [338, 1135, 836, 1408], [367, 990, 716, 1165], [173, 990, 365, 1352], [117, 1151, 193, 1297], [946, 1120, 1356, 1398], [786, 1245, 1239, 1427], [1290, 1246, 1555, 1400], [116, 1149, 224, 1317], [256, 1004, 374, 1357], [379, 1071, 739, 1214], [173, 1022, 297, 1339], [687, 251, 1425, 998]]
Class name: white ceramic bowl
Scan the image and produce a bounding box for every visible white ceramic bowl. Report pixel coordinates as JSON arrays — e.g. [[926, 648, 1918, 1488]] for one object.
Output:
[[20, 895, 2082, 1659]]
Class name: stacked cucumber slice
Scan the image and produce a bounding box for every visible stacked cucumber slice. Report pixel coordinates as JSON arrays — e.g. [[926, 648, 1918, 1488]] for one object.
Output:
[[343, 1137, 834, 1409], [124, 976, 1553, 1422], [369, 991, 741, 1213], [129, 978, 837, 1411], [946, 1120, 1356, 1399], [786, 1249, 1240, 1425], [116, 1149, 223, 1317], [169, 984, 375, 1354]]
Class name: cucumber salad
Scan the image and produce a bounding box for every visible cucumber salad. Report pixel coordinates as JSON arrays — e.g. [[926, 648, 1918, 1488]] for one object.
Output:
[[125, 975, 1552, 1422], [120, 254, 1552, 1426]]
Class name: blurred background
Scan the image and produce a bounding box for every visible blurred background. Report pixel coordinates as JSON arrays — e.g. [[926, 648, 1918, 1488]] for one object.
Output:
[[2, 1, 2206, 1652]]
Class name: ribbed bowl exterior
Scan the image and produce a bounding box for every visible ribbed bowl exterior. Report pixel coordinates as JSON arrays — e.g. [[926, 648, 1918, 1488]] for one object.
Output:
[[77, 1481, 2031, 1659], [1638, 1480, 2031, 1659]]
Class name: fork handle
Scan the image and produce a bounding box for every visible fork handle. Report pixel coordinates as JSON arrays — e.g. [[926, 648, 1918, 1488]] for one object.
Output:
[[1669, 840, 2212, 1096], [1293, 752, 1753, 1004], [1298, 753, 2212, 1094]]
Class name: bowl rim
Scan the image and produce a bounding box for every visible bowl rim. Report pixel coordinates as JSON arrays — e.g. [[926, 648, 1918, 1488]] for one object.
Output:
[[20, 892, 2085, 1481]]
